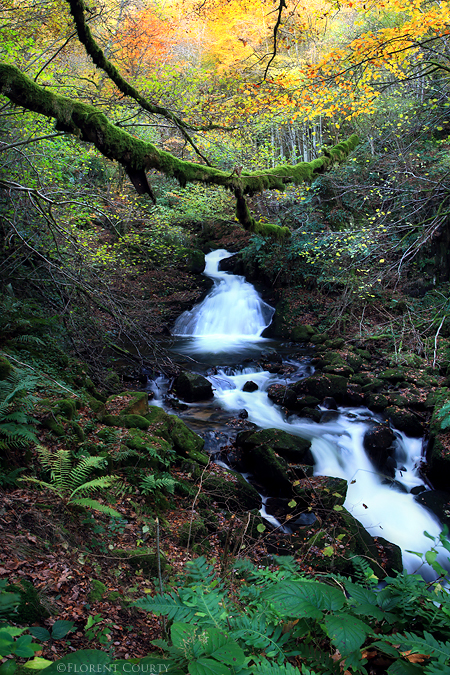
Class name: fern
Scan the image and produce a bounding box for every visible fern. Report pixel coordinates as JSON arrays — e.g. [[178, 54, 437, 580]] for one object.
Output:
[[20, 447, 123, 517], [230, 613, 293, 660], [140, 472, 177, 496], [0, 368, 38, 452]]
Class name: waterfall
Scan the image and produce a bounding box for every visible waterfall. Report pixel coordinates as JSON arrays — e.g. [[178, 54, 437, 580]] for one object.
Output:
[[173, 249, 274, 354], [172, 250, 448, 576]]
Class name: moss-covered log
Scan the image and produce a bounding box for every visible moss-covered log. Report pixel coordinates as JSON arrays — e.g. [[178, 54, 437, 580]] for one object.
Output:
[[0, 62, 359, 236]]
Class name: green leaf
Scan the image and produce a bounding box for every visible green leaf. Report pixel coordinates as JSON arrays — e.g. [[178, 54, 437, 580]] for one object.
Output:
[[288, 500, 297, 508], [425, 550, 437, 565], [42, 650, 112, 675], [22, 658, 53, 670], [322, 546, 334, 557], [14, 636, 40, 658], [50, 621, 75, 640], [28, 628, 51, 641], [171, 623, 197, 650], [263, 580, 345, 619], [188, 658, 232, 675], [203, 628, 245, 666], [323, 613, 372, 657], [257, 524, 266, 533], [333, 505, 343, 511], [0, 659, 17, 675], [386, 661, 422, 674]]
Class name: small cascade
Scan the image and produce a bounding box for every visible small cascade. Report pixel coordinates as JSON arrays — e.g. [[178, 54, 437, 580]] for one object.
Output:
[[168, 249, 449, 576], [173, 249, 274, 354]]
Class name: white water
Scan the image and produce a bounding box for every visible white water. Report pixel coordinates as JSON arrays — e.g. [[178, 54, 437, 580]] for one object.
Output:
[[172, 250, 448, 577], [172, 249, 274, 354]]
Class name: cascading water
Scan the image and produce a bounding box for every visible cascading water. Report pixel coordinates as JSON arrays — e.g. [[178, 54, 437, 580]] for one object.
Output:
[[172, 249, 275, 355], [172, 249, 448, 577]]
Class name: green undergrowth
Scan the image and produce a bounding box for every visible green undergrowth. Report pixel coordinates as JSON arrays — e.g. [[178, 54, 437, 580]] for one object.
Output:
[[3, 548, 450, 674]]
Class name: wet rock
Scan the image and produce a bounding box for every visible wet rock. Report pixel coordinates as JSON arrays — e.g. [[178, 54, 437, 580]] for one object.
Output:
[[174, 371, 213, 402], [385, 406, 423, 437], [294, 395, 321, 409], [346, 384, 365, 406], [322, 397, 338, 410], [145, 405, 207, 464], [267, 384, 297, 408], [291, 512, 318, 530], [363, 424, 396, 473], [236, 427, 313, 465], [365, 393, 389, 411], [238, 409, 248, 419], [300, 408, 322, 423], [320, 410, 339, 423], [292, 373, 348, 403], [200, 474, 261, 512], [414, 489, 450, 528], [242, 380, 258, 392], [323, 364, 354, 377]]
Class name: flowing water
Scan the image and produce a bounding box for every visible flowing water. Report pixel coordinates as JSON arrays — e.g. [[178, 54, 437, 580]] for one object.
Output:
[[166, 249, 448, 577]]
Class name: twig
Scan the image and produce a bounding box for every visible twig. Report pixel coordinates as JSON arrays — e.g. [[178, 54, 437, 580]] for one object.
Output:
[[433, 316, 446, 370]]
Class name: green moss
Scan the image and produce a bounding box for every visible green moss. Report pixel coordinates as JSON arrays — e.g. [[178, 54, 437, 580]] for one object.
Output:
[[70, 421, 85, 441], [41, 415, 65, 437], [112, 548, 167, 574], [107, 391, 148, 416], [178, 519, 208, 547], [103, 414, 150, 430], [0, 356, 12, 380], [87, 395, 106, 414], [88, 579, 107, 602], [6, 580, 50, 624], [54, 399, 77, 420]]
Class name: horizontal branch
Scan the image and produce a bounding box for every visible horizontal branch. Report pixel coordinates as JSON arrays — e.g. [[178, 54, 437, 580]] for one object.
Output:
[[0, 62, 359, 236]]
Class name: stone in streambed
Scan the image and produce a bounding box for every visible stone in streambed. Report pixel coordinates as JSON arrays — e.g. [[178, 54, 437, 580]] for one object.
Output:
[[174, 371, 213, 402], [243, 380, 258, 392], [236, 427, 313, 465], [414, 489, 450, 529], [267, 384, 297, 408], [292, 373, 348, 403], [363, 423, 396, 474], [385, 406, 423, 437]]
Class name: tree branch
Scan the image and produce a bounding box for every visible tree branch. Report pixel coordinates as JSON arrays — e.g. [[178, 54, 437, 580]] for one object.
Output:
[[0, 62, 359, 236]]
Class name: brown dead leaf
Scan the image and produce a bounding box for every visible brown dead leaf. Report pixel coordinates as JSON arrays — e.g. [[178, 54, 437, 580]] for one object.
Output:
[[401, 650, 430, 663]]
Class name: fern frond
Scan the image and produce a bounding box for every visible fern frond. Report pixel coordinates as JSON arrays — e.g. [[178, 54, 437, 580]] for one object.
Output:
[[251, 661, 303, 675], [71, 498, 121, 518], [68, 455, 107, 489], [230, 614, 291, 657], [185, 556, 217, 585], [19, 477, 62, 495], [70, 475, 121, 498], [388, 631, 450, 663], [296, 644, 341, 674], [135, 592, 199, 622]]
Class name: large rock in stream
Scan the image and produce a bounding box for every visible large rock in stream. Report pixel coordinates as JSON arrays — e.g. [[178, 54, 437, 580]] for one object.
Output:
[[235, 428, 313, 496], [174, 371, 214, 402]]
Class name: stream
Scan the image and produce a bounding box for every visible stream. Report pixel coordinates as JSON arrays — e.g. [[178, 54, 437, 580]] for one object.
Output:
[[153, 249, 449, 578]]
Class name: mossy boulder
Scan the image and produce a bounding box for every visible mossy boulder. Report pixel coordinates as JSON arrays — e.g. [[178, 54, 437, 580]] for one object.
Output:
[[106, 391, 149, 416], [54, 398, 78, 420], [201, 473, 261, 512], [87, 395, 106, 415], [365, 393, 389, 411], [292, 373, 348, 403], [240, 445, 292, 495], [112, 548, 167, 574], [103, 413, 150, 430], [384, 406, 423, 437], [236, 428, 313, 465], [0, 356, 12, 380], [145, 406, 207, 463], [174, 371, 213, 402], [124, 430, 174, 467], [290, 324, 316, 342], [378, 368, 405, 383], [266, 384, 297, 408], [363, 424, 396, 473], [179, 247, 206, 274], [178, 518, 208, 547], [41, 415, 65, 437]]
